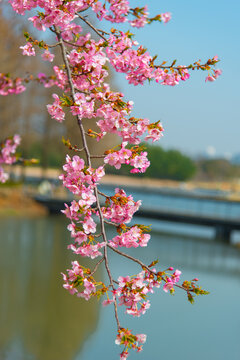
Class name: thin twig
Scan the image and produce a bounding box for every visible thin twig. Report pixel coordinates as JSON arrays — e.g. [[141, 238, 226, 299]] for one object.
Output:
[[74, 146, 85, 152], [103, 245, 121, 330], [104, 219, 119, 227], [47, 42, 61, 48], [73, 88, 91, 96], [63, 39, 82, 48], [97, 189, 110, 198], [107, 244, 195, 293], [87, 257, 104, 278], [77, 13, 107, 41], [97, 29, 110, 36], [90, 155, 106, 158], [108, 244, 154, 273], [94, 233, 103, 238]]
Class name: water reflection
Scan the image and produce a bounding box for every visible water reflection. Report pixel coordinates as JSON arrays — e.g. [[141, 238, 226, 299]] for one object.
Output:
[[78, 230, 240, 360], [0, 217, 101, 360], [136, 232, 240, 277], [1, 217, 240, 360]]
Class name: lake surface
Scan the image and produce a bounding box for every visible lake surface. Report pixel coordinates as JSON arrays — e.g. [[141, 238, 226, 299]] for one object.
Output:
[[1, 212, 240, 360]]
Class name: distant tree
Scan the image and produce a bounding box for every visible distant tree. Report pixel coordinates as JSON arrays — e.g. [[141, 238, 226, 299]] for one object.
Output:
[[0, 7, 62, 164], [145, 145, 196, 180], [106, 144, 196, 181], [195, 158, 240, 181]]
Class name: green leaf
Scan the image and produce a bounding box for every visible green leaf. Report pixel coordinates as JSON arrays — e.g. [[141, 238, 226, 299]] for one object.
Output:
[[23, 158, 39, 166], [187, 293, 195, 304], [23, 32, 30, 41], [148, 259, 159, 267]]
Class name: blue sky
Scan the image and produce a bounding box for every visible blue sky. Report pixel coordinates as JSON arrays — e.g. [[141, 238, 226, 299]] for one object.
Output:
[[104, 0, 240, 158]]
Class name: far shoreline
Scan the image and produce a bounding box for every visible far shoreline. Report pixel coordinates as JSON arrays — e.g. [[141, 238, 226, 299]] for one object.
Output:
[[2, 166, 240, 206], [5, 165, 240, 192]]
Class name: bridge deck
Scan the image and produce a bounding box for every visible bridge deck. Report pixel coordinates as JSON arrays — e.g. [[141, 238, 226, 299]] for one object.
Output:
[[136, 207, 240, 230], [34, 195, 240, 243]]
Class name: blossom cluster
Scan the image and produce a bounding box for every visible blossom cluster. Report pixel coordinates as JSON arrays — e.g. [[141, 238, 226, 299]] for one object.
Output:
[[104, 143, 150, 174], [6, 0, 220, 100], [20, 42, 35, 56], [205, 68, 222, 82], [115, 271, 157, 317], [101, 188, 141, 224], [10, 0, 170, 29], [0, 73, 26, 96], [95, 96, 164, 145], [47, 94, 65, 122], [103, 268, 181, 318], [115, 328, 147, 360], [62, 260, 97, 300], [163, 268, 182, 293], [0, 135, 21, 183], [109, 225, 150, 248], [60, 155, 106, 259], [106, 31, 191, 86]]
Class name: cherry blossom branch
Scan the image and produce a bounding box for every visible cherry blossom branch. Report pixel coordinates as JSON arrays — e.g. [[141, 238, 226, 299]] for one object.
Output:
[[5, 2, 215, 358], [155, 59, 219, 71], [107, 244, 196, 293], [56, 26, 121, 331]]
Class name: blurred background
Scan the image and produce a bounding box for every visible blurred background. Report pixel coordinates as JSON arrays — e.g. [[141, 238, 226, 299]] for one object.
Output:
[[1, 1, 240, 360]]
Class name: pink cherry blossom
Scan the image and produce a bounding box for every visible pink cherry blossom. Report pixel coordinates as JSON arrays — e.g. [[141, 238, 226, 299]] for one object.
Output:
[[161, 12, 171, 23], [0, 167, 8, 183], [205, 69, 222, 82], [0, 135, 21, 182], [136, 334, 147, 344], [41, 50, 55, 62], [163, 269, 182, 292], [163, 278, 174, 292], [205, 75, 216, 82], [110, 226, 150, 248], [102, 298, 115, 306], [0, 73, 26, 95], [62, 261, 97, 299], [102, 188, 141, 224], [20, 42, 35, 56], [47, 93, 65, 122]]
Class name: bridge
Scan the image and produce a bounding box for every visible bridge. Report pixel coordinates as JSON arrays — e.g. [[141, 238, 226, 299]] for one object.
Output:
[[136, 207, 240, 243], [34, 195, 240, 243]]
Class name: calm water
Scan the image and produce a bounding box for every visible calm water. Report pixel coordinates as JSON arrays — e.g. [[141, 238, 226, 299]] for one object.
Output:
[[1, 214, 240, 360]]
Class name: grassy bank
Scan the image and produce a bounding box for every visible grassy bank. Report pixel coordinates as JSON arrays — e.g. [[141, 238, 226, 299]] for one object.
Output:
[[0, 185, 47, 217]]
